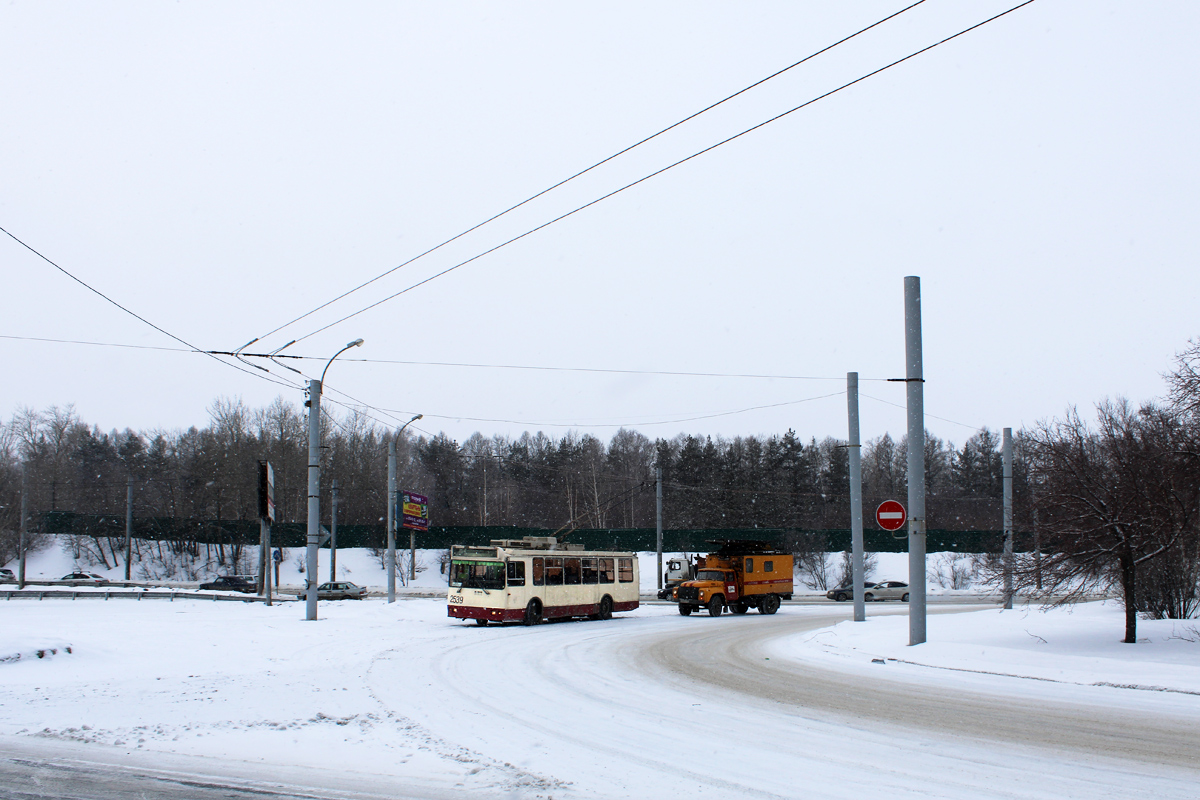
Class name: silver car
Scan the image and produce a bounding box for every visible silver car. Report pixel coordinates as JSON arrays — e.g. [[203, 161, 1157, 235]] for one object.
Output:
[[299, 581, 369, 600], [864, 581, 910, 602]]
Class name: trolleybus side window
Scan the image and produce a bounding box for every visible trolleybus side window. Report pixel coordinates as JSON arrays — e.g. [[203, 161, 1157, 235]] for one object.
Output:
[[545, 557, 564, 585], [532, 557, 544, 586], [581, 558, 598, 583], [564, 557, 581, 585], [618, 557, 634, 583], [599, 558, 615, 584], [763, 560, 774, 573], [746, 558, 754, 573], [450, 560, 505, 590], [507, 561, 526, 586]]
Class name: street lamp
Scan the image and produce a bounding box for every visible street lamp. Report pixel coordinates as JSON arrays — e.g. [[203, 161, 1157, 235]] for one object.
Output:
[[387, 413, 423, 603], [305, 338, 364, 621]]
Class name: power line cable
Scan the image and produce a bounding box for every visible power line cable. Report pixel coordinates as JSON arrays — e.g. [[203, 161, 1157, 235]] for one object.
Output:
[[859, 391, 982, 432], [286, 0, 1038, 345], [0, 226, 303, 392], [250, 0, 930, 347]]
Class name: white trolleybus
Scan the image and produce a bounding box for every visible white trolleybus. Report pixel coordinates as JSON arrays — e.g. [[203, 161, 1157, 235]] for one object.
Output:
[[447, 536, 639, 625]]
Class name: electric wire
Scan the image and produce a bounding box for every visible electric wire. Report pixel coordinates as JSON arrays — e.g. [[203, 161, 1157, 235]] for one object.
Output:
[[0, 226, 303, 393], [3, 334, 884, 382], [250, 0, 931, 347], [860, 392, 982, 432], [284, 0, 1038, 346]]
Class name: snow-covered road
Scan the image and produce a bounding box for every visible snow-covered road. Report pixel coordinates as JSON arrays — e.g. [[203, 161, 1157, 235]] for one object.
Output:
[[2, 598, 1197, 799]]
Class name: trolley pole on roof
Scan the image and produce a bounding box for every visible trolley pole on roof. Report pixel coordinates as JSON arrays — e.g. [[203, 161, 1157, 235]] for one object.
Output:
[[656, 466, 663, 592], [904, 276, 927, 645], [847, 372, 866, 622], [1003, 427, 1014, 610], [387, 441, 397, 603]]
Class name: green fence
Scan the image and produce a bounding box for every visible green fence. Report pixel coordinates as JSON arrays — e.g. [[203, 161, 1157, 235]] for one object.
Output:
[[39, 512, 1032, 553]]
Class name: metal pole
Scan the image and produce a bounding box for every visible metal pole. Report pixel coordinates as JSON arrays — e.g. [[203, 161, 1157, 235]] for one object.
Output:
[[262, 517, 272, 606], [1003, 427, 1014, 610], [305, 378, 322, 621], [387, 440, 397, 602], [904, 276, 927, 645], [18, 464, 28, 589], [847, 372, 866, 622], [656, 466, 663, 592], [125, 477, 133, 582], [331, 479, 338, 583]]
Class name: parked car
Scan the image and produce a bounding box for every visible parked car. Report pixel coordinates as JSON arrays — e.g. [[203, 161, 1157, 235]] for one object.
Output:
[[199, 575, 258, 593], [298, 581, 368, 601], [59, 572, 109, 586], [864, 581, 910, 602], [0, 568, 15, 582], [826, 581, 875, 602]]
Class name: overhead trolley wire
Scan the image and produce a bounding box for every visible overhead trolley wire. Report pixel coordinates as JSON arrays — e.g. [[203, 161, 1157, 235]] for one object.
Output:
[[283, 0, 1038, 346], [0, 226, 303, 393], [250, 0, 931, 348]]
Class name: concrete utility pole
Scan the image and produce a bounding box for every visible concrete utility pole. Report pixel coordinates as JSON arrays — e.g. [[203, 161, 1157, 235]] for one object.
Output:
[[18, 464, 27, 589], [847, 372, 866, 622], [125, 477, 133, 582], [305, 378, 322, 621], [1003, 427, 1014, 610], [656, 466, 663, 592], [387, 441, 397, 603], [261, 516, 272, 606], [904, 276, 927, 646], [330, 479, 338, 583], [305, 338, 364, 621]]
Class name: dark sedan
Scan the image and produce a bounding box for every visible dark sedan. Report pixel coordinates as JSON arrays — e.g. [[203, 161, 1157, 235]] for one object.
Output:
[[199, 575, 258, 593]]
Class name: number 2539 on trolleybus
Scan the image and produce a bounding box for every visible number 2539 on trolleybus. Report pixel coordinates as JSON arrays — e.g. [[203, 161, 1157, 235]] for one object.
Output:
[[447, 537, 639, 626]]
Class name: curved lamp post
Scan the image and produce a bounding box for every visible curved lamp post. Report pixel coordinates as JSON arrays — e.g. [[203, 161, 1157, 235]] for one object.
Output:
[[306, 338, 363, 621], [387, 413, 423, 603]]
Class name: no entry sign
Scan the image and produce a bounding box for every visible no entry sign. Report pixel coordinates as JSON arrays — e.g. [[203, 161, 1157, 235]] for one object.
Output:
[[876, 500, 907, 531]]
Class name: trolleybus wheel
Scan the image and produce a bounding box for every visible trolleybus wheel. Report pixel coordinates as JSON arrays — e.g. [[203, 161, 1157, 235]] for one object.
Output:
[[523, 599, 542, 626], [679, 604, 693, 616], [598, 595, 613, 621], [475, 618, 488, 626], [708, 597, 723, 617]]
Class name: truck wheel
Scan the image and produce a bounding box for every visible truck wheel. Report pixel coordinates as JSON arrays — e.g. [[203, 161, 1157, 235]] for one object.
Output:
[[679, 604, 693, 616], [708, 597, 723, 617], [523, 599, 542, 626], [731, 601, 749, 614], [759, 594, 780, 615]]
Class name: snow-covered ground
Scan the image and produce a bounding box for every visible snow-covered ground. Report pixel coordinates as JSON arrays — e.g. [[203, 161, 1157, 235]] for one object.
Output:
[[2, 567, 1197, 798]]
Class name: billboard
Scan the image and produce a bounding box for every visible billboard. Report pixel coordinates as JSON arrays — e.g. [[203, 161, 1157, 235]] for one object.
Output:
[[258, 461, 275, 522], [401, 491, 429, 531]]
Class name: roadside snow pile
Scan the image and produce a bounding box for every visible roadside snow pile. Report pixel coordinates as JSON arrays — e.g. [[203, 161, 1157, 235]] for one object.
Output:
[[1, 639, 73, 664], [777, 600, 1200, 695]]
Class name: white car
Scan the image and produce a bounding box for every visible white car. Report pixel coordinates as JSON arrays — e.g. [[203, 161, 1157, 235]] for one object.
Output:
[[59, 571, 109, 586], [864, 581, 910, 602]]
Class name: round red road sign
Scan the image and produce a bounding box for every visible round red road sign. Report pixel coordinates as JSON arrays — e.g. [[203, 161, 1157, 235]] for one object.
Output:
[[875, 500, 907, 531]]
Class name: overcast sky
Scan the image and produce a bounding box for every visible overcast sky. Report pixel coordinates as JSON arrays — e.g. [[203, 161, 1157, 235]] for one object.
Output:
[[3, 1, 1198, 449]]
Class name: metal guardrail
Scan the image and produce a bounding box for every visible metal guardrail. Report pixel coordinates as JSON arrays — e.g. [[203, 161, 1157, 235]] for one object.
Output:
[[0, 589, 291, 603]]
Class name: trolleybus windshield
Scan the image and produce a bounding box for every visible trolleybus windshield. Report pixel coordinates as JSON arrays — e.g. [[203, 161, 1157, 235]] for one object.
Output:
[[450, 560, 506, 590]]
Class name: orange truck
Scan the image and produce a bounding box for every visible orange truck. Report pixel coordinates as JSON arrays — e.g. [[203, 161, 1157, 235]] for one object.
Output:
[[672, 541, 793, 617]]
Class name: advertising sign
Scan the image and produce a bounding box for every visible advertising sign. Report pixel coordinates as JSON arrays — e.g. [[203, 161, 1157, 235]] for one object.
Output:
[[401, 491, 429, 531], [258, 461, 275, 522]]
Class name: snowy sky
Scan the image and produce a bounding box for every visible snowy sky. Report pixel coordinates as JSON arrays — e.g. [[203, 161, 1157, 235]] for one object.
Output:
[[3, 1, 1198, 447]]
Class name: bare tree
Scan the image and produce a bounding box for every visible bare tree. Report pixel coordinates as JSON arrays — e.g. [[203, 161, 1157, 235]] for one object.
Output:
[[1015, 400, 1200, 643]]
